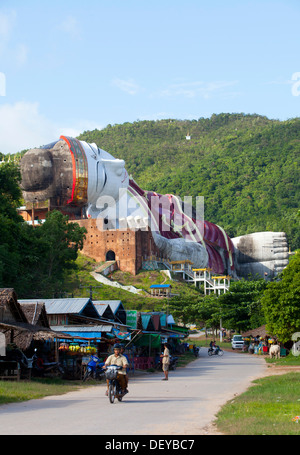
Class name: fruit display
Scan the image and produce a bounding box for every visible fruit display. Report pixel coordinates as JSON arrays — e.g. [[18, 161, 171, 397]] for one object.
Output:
[[59, 342, 97, 354]]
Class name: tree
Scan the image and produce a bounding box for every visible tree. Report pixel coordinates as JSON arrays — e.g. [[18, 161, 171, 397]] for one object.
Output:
[[0, 163, 24, 288], [0, 163, 22, 221], [218, 279, 267, 333], [168, 294, 221, 333], [168, 296, 198, 326], [0, 163, 87, 297], [32, 211, 87, 296], [261, 253, 300, 343]]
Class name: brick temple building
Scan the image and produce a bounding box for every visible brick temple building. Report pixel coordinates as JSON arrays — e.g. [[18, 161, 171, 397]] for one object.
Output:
[[75, 218, 161, 275], [18, 204, 161, 275]]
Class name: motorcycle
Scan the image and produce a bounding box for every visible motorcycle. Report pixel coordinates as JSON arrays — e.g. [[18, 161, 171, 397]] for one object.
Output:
[[6, 347, 65, 378], [32, 350, 66, 377], [82, 355, 105, 382], [155, 354, 178, 371], [193, 345, 200, 357], [6, 347, 37, 378], [208, 347, 224, 356], [170, 355, 178, 370], [35, 358, 66, 377], [105, 365, 127, 403]]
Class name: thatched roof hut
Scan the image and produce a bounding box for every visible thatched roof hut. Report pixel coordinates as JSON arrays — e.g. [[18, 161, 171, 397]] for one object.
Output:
[[19, 302, 50, 328], [0, 289, 70, 351], [241, 325, 269, 338], [0, 288, 27, 323]]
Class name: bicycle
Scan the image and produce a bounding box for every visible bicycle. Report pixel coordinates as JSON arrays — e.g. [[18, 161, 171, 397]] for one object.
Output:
[[105, 365, 126, 403]]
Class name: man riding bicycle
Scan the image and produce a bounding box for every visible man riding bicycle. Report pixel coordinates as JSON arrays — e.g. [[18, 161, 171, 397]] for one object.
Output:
[[104, 343, 129, 396]]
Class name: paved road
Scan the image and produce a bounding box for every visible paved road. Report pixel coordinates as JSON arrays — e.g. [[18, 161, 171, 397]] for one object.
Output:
[[0, 349, 267, 435]]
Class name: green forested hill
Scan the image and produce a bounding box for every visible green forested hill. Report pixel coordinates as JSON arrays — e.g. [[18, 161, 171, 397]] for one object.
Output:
[[77, 113, 298, 249]]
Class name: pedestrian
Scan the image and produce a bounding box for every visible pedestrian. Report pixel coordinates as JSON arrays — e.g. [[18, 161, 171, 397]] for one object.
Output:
[[160, 343, 170, 380]]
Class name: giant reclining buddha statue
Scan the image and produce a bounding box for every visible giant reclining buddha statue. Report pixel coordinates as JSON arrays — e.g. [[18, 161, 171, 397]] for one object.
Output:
[[20, 136, 289, 280]]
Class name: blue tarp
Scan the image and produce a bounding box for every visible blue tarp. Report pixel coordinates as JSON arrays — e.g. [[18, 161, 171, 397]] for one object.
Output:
[[150, 284, 171, 288], [60, 331, 102, 340]]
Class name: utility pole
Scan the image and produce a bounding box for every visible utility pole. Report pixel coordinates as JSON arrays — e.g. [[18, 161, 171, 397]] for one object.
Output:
[[79, 284, 102, 301]]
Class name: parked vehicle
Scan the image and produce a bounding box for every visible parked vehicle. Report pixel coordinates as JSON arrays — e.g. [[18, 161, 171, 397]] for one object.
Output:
[[6, 347, 65, 378], [6, 347, 37, 378], [82, 355, 105, 382], [105, 365, 127, 403], [231, 335, 244, 350], [208, 347, 224, 356], [33, 353, 66, 377], [155, 354, 178, 371], [193, 345, 200, 357], [170, 355, 178, 369]]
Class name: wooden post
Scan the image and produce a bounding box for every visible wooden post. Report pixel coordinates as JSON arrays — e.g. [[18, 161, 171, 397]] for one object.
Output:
[[32, 202, 35, 226]]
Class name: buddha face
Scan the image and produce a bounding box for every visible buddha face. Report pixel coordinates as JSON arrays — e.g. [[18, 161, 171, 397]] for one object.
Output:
[[20, 136, 129, 209]]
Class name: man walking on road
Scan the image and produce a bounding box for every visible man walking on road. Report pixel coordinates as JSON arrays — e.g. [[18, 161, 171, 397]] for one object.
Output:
[[161, 343, 170, 380]]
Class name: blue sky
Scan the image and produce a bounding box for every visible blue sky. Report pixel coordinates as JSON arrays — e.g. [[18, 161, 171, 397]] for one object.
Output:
[[0, 0, 300, 154]]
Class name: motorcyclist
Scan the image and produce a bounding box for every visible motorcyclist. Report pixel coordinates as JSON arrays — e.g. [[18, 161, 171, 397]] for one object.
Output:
[[120, 345, 130, 393], [209, 340, 220, 354], [103, 343, 129, 396]]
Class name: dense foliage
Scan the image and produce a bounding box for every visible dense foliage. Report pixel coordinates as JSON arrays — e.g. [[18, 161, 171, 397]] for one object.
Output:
[[169, 278, 268, 334], [0, 163, 86, 297], [169, 254, 300, 341], [261, 253, 300, 343], [79, 113, 300, 248]]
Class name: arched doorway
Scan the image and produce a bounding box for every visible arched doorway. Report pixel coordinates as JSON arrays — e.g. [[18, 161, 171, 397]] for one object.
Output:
[[106, 250, 116, 261]]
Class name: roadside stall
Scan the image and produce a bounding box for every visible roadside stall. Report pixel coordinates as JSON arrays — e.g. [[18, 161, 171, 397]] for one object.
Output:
[[132, 333, 162, 369], [53, 325, 112, 379], [55, 324, 133, 379]]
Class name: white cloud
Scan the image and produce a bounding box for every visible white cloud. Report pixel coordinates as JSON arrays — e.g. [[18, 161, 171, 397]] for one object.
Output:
[[111, 78, 141, 95], [0, 101, 103, 154], [15, 43, 29, 66], [59, 16, 81, 39], [157, 80, 239, 99], [0, 10, 28, 67], [0, 10, 16, 55]]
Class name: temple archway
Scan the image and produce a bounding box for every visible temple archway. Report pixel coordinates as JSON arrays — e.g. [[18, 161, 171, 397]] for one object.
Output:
[[106, 250, 116, 261]]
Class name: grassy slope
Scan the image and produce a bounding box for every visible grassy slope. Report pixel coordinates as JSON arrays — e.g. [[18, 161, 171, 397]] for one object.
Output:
[[63, 253, 202, 311]]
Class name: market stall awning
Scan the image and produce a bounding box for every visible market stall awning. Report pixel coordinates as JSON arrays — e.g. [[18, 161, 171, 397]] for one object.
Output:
[[133, 333, 161, 349], [164, 324, 189, 336], [161, 327, 187, 339], [51, 324, 113, 341]]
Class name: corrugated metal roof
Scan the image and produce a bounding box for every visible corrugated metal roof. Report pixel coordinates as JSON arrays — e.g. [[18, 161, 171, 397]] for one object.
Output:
[[93, 300, 122, 314], [92, 303, 116, 320], [92, 303, 108, 316], [51, 325, 113, 333], [19, 298, 91, 315]]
